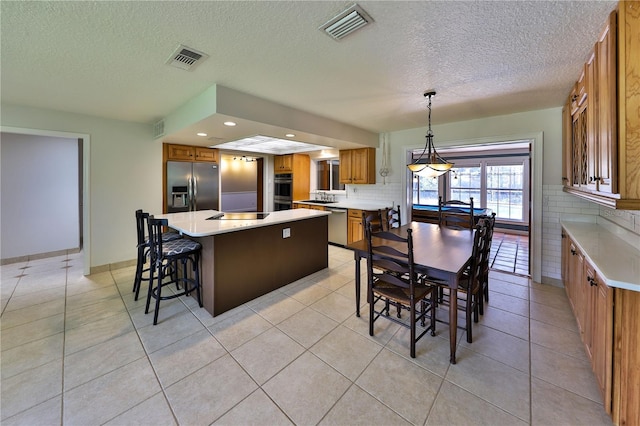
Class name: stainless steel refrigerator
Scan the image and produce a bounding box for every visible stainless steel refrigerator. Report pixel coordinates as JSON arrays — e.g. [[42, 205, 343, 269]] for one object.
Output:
[[166, 161, 219, 213]]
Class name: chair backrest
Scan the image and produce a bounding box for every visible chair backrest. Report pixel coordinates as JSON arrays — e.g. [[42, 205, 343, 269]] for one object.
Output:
[[481, 212, 497, 274], [438, 196, 475, 229], [384, 205, 401, 231], [364, 220, 417, 293], [135, 209, 150, 246], [362, 210, 385, 234], [467, 219, 490, 292], [147, 216, 169, 264]]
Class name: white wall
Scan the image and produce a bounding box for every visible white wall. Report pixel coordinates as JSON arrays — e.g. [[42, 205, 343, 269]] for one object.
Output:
[[1, 133, 79, 258], [1, 104, 160, 268], [382, 107, 562, 186], [4, 102, 635, 280]]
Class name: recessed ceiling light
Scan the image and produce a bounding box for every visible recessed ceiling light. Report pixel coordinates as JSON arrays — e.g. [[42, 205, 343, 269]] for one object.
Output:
[[223, 121, 237, 127], [197, 132, 207, 137], [285, 133, 295, 138]]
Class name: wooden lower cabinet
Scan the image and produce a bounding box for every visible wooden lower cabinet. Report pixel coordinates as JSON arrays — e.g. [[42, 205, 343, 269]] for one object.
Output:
[[612, 289, 640, 425], [593, 270, 613, 413], [562, 229, 637, 423], [347, 209, 364, 244], [294, 203, 326, 211]]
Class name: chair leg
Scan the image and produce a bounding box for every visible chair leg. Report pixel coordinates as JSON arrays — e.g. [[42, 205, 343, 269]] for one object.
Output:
[[153, 264, 163, 325], [144, 262, 155, 314], [466, 298, 473, 343], [473, 293, 480, 323], [430, 290, 436, 336], [410, 303, 416, 358], [369, 293, 375, 337], [133, 245, 145, 300], [194, 253, 203, 308]]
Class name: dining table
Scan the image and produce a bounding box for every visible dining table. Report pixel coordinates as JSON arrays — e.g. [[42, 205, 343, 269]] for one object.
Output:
[[346, 221, 476, 364]]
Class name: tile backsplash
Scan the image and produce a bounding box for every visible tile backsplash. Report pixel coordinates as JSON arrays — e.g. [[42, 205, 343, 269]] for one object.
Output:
[[542, 184, 640, 284], [599, 205, 640, 235]]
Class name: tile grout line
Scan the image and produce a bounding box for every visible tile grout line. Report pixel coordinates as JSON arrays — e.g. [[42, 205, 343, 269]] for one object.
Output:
[[110, 268, 183, 426]]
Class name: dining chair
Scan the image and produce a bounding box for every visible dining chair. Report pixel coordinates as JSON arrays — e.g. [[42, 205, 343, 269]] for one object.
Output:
[[438, 196, 475, 229], [145, 216, 203, 325], [478, 212, 496, 315], [133, 209, 181, 301], [361, 209, 385, 233], [424, 218, 490, 343], [384, 205, 401, 231], [364, 221, 436, 358]]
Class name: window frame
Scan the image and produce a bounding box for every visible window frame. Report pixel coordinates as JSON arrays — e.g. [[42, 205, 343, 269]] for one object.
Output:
[[443, 155, 530, 224]]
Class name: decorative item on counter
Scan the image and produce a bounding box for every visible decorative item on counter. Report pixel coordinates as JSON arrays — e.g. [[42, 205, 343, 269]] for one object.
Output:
[[379, 132, 390, 184]]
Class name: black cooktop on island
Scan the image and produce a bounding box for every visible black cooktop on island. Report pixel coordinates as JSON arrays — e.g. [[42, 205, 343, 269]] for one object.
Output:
[[207, 212, 270, 220]]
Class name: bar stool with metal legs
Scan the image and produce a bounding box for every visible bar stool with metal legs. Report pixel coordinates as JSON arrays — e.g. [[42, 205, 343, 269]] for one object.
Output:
[[132, 209, 181, 301], [145, 216, 203, 325]]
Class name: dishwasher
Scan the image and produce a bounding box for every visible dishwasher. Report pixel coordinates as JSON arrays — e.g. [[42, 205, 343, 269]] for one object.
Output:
[[327, 207, 348, 246]]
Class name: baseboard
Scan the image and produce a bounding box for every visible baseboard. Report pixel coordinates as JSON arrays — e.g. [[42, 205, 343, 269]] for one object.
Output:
[[1, 247, 81, 265], [541, 276, 564, 288]]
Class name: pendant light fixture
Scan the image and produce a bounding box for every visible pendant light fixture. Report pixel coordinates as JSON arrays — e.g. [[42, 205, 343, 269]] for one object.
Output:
[[407, 90, 453, 175]]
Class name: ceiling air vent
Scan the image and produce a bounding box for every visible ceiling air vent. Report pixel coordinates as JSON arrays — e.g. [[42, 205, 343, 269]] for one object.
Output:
[[165, 44, 209, 71], [153, 120, 165, 139], [320, 3, 373, 41]]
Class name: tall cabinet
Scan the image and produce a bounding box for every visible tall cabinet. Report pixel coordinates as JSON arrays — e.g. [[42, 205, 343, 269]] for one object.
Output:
[[274, 153, 310, 201], [562, 4, 640, 209]]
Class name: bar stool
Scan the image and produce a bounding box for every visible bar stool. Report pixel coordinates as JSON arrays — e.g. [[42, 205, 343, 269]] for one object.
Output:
[[133, 209, 181, 301], [145, 216, 203, 325]]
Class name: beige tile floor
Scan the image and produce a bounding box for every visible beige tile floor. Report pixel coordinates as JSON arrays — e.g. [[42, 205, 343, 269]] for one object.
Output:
[[1, 246, 613, 425]]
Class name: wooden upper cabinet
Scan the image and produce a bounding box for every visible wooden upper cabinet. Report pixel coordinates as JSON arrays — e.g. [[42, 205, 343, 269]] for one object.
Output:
[[571, 69, 588, 115], [339, 148, 376, 184], [616, 1, 640, 206], [274, 155, 294, 173], [585, 51, 598, 192], [167, 144, 195, 161], [563, 3, 640, 209], [562, 99, 573, 187], [596, 11, 617, 195], [166, 144, 218, 163], [195, 147, 218, 163]]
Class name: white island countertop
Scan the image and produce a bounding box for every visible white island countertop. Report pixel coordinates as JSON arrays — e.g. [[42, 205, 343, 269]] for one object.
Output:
[[156, 209, 330, 237], [561, 220, 640, 292]]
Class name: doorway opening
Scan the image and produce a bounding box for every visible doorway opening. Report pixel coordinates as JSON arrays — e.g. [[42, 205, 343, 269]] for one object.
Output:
[[1, 126, 90, 275], [409, 139, 533, 278]]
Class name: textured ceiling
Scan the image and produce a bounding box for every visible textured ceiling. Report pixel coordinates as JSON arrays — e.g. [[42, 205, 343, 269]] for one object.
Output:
[[0, 0, 618, 144]]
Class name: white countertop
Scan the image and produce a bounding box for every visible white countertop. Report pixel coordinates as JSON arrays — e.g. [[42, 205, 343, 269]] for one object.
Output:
[[561, 220, 640, 292], [293, 199, 394, 211], [156, 209, 330, 237]]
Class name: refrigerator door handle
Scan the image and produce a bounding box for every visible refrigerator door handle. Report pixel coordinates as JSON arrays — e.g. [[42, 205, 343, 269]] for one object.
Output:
[[192, 176, 198, 210], [187, 177, 193, 211]]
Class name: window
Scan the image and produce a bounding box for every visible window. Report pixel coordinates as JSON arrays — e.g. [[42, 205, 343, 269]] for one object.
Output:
[[412, 174, 439, 205], [446, 158, 528, 222], [486, 164, 524, 220], [316, 159, 344, 191], [410, 145, 530, 224], [449, 165, 481, 204]]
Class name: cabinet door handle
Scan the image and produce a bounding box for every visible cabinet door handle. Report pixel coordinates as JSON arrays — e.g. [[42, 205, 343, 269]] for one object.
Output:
[[587, 276, 597, 286], [571, 249, 577, 255]]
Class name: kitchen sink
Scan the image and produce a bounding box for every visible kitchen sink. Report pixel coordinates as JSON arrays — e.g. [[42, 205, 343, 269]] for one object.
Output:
[[299, 200, 337, 204]]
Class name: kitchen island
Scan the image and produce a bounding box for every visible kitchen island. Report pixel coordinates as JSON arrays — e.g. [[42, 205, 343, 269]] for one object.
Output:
[[157, 209, 330, 316]]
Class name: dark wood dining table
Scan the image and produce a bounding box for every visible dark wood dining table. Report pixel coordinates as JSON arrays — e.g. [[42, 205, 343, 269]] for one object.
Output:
[[346, 221, 475, 364]]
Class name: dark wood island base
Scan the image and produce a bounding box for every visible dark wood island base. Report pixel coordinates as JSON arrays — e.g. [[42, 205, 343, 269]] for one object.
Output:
[[197, 215, 328, 316]]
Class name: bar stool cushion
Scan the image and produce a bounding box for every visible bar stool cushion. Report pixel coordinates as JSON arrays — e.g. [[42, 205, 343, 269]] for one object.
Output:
[[162, 238, 201, 257]]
